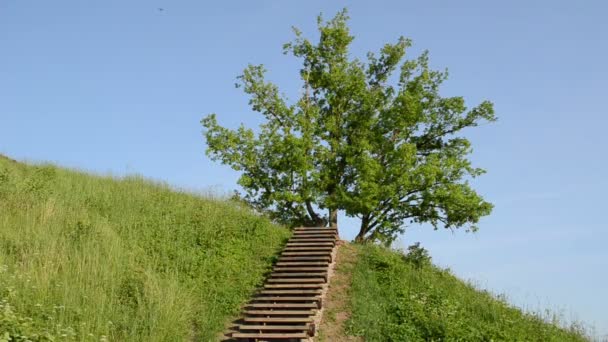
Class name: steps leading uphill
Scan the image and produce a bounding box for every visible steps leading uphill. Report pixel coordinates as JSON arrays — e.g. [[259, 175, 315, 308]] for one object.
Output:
[[228, 227, 339, 341]]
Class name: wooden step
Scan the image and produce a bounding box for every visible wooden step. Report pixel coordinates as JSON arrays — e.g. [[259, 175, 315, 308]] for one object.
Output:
[[292, 231, 337, 235], [273, 267, 328, 272], [238, 324, 311, 331], [281, 253, 332, 261], [290, 235, 336, 240], [286, 242, 335, 246], [271, 272, 327, 278], [258, 289, 322, 295], [294, 226, 337, 230], [290, 234, 336, 238], [279, 255, 331, 259], [287, 244, 334, 248], [283, 246, 334, 253], [287, 239, 336, 243], [267, 278, 325, 283], [282, 252, 331, 256], [232, 332, 309, 339], [284, 248, 334, 252], [276, 262, 329, 267], [247, 303, 318, 309], [278, 256, 331, 262], [293, 228, 337, 232], [287, 239, 335, 242], [253, 296, 319, 302], [264, 284, 323, 289], [244, 310, 314, 316], [243, 317, 313, 323], [293, 227, 338, 232], [283, 248, 333, 253], [292, 232, 337, 236], [290, 236, 336, 239]]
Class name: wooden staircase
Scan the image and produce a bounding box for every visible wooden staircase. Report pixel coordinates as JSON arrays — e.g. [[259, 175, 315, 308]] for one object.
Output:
[[229, 227, 338, 341]]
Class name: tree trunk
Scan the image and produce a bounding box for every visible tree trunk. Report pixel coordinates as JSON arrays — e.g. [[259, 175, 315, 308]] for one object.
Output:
[[355, 214, 370, 243], [305, 200, 325, 226], [329, 208, 338, 228]]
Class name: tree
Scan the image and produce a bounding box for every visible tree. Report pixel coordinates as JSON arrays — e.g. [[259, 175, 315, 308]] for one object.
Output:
[[202, 9, 495, 243]]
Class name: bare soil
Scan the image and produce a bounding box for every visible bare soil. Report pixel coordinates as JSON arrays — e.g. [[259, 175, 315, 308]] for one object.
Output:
[[317, 242, 363, 342]]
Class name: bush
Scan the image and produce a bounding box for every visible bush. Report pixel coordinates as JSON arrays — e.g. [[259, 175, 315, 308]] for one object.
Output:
[[402, 242, 431, 269]]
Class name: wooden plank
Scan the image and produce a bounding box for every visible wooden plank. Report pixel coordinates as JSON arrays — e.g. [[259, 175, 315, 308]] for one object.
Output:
[[246, 303, 318, 309], [278, 259, 331, 264], [238, 324, 310, 331], [287, 239, 336, 243], [290, 234, 336, 238], [282, 252, 332, 256], [243, 317, 313, 323], [292, 228, 338, 233], [258, 289, 322, 295], [293, 239, 332, 244], [271, 272, 327, 278], [273, 267, 328, 272], [283, 246, 334, 253], [252, 296, 319, 302], [267, 278, 325, 283], [244, 310, 314, 316], [291, 232, 337, 236], [275, 262, 329, 267], [278, 255, 331, 262], [293, 227, 338, 231], [293, 230, 338, 236], [264, 284, 323, 289], [290, 235, 336, 238], [281, 253, 332, 261], [278, 256, 330, 261], [232, 332, 308, 338], [286, 242, 335, 246], [283, 247, 334, 251]]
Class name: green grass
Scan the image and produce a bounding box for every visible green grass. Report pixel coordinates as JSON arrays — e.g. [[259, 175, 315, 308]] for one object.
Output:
[[0, 155, 290, 341], [0, 154, 593, 341], [346, 243, 589, 341]]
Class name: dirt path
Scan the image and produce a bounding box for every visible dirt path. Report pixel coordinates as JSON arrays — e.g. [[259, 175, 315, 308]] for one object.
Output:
[[317, 242, 363, 342]]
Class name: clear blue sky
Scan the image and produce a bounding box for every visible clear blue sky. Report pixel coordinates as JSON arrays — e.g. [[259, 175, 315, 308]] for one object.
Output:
[[1, 0, 607, 336]]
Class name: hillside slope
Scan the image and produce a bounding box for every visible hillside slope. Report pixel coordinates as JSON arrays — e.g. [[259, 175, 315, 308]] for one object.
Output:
[[0, 155, 290, 341], [320, 243, 588, 341]]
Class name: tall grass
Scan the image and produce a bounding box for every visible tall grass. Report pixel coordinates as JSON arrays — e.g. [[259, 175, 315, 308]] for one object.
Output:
[[0, 155, 290, 341], [346, 244, 589, 341]]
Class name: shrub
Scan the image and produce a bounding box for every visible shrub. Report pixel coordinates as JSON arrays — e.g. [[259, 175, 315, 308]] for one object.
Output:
[[402, 242, 431, 269]]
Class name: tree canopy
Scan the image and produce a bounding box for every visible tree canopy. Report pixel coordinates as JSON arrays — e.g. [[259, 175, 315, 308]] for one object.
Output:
[[202, 9, 495, 243]]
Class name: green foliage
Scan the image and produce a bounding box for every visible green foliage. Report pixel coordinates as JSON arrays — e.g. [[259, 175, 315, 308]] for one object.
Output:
[[0, 168, 10, 199], [0, 155, 290, 341], [0, 298, 56, 342], [0, 168, 8, 184], [347, 244, 589, 341], [402, 242, 431, 269], [202, 9, 496, 241]]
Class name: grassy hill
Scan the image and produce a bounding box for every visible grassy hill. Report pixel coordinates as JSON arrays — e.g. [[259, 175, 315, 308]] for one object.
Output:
[[0, 155, 290, 341], [322, 243, 588, 341], [0, 155, 591, 341]]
